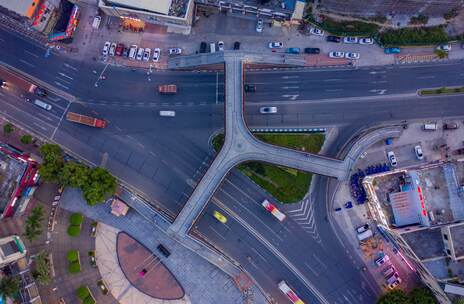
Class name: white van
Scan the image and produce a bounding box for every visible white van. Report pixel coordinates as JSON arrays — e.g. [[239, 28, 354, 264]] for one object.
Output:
[[357, 229, 373, 242], [92, 16, 101, 29], [210, 43, 216, 53], [33, 99, 52, 111], [159, 110, 175, 117], [423, 123, 437, 131], [128, 45, 138, 60]]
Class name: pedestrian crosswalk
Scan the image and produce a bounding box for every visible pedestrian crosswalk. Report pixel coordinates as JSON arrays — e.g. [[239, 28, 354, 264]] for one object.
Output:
[[395, 54, 439, 64]]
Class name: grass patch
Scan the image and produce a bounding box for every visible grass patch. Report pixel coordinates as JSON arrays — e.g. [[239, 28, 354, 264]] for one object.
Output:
[[67, 225, 81, 237], [70, 213, 84, 225], [76, 286, 95, 303], [67, 250, 79, 262], [419, 86, 464, 95], [68, 261, 81, 273], [318, 16, 379, 36], [379, 26, 448, 46], [212, 133, 324, 203]]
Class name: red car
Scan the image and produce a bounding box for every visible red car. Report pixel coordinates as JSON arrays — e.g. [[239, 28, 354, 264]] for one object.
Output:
[[115, 43, 124, 56]]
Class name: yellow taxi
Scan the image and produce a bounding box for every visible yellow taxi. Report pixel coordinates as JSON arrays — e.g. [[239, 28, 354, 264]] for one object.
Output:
[[213, 211, 227, 224]]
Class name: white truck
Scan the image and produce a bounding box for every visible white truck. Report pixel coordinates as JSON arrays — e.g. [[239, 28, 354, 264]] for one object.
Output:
[[262, 200, 286, 221]]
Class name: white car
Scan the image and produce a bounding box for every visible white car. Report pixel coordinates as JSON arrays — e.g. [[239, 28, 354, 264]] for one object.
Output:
[[268, 42, 284, 49], [109, 42, 117, 56], [256, 18, 263, 33], [102, 41, 111, 56], [152, 48, 161, 62], [260, 106, 277, 114], [329, 51, 345, 58], [414, 145, 424, 160], [388, 278, 402, 289], [136, 47, 144, 60], [143, 48, 151, 61], [359, 38, 374, 45], [310, 27, 324, 36], [218, 41, 224, 51], [387, 151, 397, 167], [436, 44, 451, 52], [345, 52, 360, 60], [375, 255, 390, 266], [168, 48, 182, 55], [343, 37, 358, 44]]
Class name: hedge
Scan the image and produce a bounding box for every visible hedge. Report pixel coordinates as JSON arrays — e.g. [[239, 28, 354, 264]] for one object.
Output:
[[317, 16, 379, 36], [70, 213, 84, 225], [67, 250, 79, 262], [379, 26, 448, 46], [67, 225, 81, 237], [83, 297, 96, 304], [76, 286, 90, 300], [68, 261, 81, 273]]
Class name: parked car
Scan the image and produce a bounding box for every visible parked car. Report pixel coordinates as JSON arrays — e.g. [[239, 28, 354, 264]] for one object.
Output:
[[384, 47, 401, 54], [115, 43, 124, 56], [345, 52, 360, 60], [136, 47, 144, 60], [200, 42, 207, 53], [256, 18, 263, 33], [168, 48, 182, 55], [304, 47, 320, 54], [387, 151, 397, 167], [109, 42, 116, 56], [326, 35, 341, 43], [444, 122, 459, 130], [383, 266, 396, 277], [152, 48, 161, 62], [269, 41, 284, 49], [213, 210, 227, 223], [34, 87, 47, 97], [359, 38, 374, 45], [388, 278, 402, 289], [143, 48, 151, 61], [375, 255, 390, 266], [310, 27, 324, 36], [244, 84, 256, 93], [102, 41, 111, 56], [260, 106, 277, 114], [234, 41, 240, 50], [356, 223, 369, 234], [437, 44, 451, 52], [343, 36, 358, 44], [122, 47, 129, 57], [286, 47, 300, 54], [128, 45, 137, 60], [218, 41, 224, 51], [329, 51, 344, 58], [414, 145, 424, 160]]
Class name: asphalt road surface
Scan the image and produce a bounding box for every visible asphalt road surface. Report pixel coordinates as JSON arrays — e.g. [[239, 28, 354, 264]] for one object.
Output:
[[3, 26, 464, 303]]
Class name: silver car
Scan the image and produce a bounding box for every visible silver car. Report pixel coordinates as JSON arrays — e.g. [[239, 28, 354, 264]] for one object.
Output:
[[256, 19, 263, 33], [260, 106, 277, 114]]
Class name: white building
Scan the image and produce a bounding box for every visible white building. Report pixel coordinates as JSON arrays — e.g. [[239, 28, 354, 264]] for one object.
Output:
[[0, 235, 26, 267]]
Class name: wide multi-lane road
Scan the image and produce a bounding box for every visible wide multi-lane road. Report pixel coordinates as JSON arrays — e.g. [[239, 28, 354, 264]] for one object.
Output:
[[3, 26, 464, 303]]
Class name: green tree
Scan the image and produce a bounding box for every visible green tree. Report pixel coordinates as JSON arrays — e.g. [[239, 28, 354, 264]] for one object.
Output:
[[39, 144, 64, 182], [3, 123, 14, 135], [20, 134, 32, 144], [32, 250, 51, 285], [60, 162, 89, 188], [82, 167, 117, 205], [377, 290, 410, 304], [23, 206, 45, 242], [409, 288, 437, 304], [454, 299, 464, 304], [0, 276, 20, 300]]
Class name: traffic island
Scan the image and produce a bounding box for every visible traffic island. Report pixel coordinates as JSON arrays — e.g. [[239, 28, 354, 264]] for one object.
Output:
[[418, 86, 464, 96], [212, 133, 324, 203]]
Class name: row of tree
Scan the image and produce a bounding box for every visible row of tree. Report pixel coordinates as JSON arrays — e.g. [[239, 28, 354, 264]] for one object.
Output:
[[39, 144, 117, 205], [377, 288, 437, 304]]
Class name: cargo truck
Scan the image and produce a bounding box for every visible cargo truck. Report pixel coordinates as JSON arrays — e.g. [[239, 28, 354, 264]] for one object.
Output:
[[66, 112, 107, 128], [262, 199, 286, 221], [158, 84, 177, 94]]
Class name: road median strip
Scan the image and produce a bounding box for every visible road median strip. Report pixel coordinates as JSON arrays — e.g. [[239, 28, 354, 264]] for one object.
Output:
[[418, 86, 464, 96]]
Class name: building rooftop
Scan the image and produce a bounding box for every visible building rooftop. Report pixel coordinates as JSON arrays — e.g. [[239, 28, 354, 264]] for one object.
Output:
[[107, 0, 172, 15], [0, 149, 27, 214], [450, 224, 464, 258], [0, 0, 39, 18], [401, 227, 444, 260], [0, 235, 26, 266]]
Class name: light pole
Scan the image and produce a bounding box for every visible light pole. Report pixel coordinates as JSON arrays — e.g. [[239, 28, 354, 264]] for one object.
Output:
[[94, 62, 110, 87], [147, 64, 152, 81]]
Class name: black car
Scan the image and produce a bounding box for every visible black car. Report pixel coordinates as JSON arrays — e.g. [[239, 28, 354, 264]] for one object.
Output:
[[304, 47, 320, 54], [200, 42, 207, 53], [233, 41, 240, 50], [326, 35, 341, 43], [34, 87, 47, 97], [0, 79, 5, 88], [122, 47, 129, 57], [244, 84, 256, 92]]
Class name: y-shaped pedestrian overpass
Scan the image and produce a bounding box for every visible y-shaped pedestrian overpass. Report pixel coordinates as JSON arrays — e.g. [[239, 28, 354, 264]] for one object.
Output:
[[166, 51, 402, 299]]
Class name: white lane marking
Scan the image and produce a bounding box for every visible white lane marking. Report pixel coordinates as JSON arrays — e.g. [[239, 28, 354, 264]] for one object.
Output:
[[281, 75, 299, 79], [24, 50, 39, 58], [55, 77, 71, 85], [51, 97, 71, 140], [208, 225, 227, 240], [281, 94, 299, 100], [215, 72, 219, 105], [33, 122, 48, 131], [369, 80, 388, 84], [416, 75, 436, 79], [36, 113, 54, 122], [323, 79, 341, 82], [369, 89, 387, 95], [369, 71, 386, 74], [47, 96, 61, 102], [58, 72, 74, 80], [63, 63, 78, 71], [19, 59, 35, 67], [54, 81, 69, 90], [325, 89, 343, 92], [282, 86, 299, 89]]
